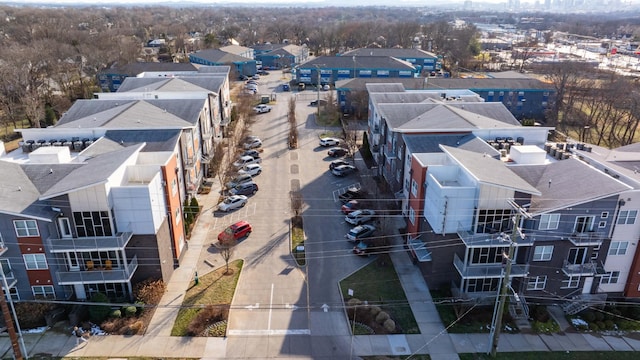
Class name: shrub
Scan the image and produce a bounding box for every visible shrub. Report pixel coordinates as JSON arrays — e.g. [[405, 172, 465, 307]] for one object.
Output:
[[129, 320, 144, 335], [88, 292, 111, 323], [370, 306, 381, 317], [189, 197, 200, 217], [186, 306, 229, 337], [589, 322, 600, 331], [14, 302, 55, 329], [347, 298, 362, 307], [123, 306, 137, 317], [375, 311, 390, 324], [532, 320, 560, 334], [596, 321, 606, 330], [530, 305, 550, 322], [594, 311, 605, 322], [134, 278, 166, 306], [582, 310, 596, 322], [604, 320, 615, 330], [383, 318, 396, 332], [110, 309, 122, 318]]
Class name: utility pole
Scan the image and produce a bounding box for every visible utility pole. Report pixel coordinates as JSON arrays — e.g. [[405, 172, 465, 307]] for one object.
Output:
[[489, 200, 531, 357], [0, 280, 23, 360], [316, 65, 321, 118]]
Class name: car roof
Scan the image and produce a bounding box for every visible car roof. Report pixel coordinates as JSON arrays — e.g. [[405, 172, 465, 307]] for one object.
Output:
[[231, 220, 250, 228], [239, 155, 253, 160]]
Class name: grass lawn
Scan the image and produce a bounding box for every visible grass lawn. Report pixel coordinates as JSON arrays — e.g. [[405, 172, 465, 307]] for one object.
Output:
[[339, 255, 419, 334], [459, 352, 640, 360], [170, 259, 243, 336], [316, 111, 341, 127]]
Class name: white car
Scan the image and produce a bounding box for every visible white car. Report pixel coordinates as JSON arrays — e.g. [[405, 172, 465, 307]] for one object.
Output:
[[254, 104, 272, 114], [319, 137, 341, 147], [225, 173, 253, 188], [238, 164, 262, 177], [345, 209, 376, 225], [217, 195, 248, 212], [233, 155, 262, 168], [243, 138, 263, 149]]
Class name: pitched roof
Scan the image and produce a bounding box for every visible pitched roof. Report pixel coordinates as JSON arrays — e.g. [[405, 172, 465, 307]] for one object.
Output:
[[220, 44, 253, 57], [404, 134, 497, 156], [191, 49, 253, 63], [366, 83, 407, 93], [56, 99, 204, 129], [251, 43, 287, 52], [424, 77, 554, 91], [117, 76, 225, 93], [301, 56, 416, 70], [100, 62, 197, 76], [40, 145, 143, 200], [0, 161, 50, 218], [104, 129, 181, 152], [442, 145, 541, 195], [342, 47, 437, 59], [509, 158, 632, 214], [335, 77, 426, 90]]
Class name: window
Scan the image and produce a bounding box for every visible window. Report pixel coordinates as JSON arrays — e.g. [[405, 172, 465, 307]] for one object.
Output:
[[175, 208, 181, 225], [6, 287, 19, 301], [0, 259, 13, 279], [14, 220, 39, 237], [574, 216, 595, 233], [409, 207, 415, 225], [32, 285, 55, 299], [171, 178, 178, 197], [601, 212, 609, 219], [466, 278, 500, 292], [527, 276, 547, 290], [598, 221, 606, 228], [533, 245, 554, 261], [23, 254, 47, 270], [617, 210, 638, 225], [539, 214, 560, 230], [73, 211, 112, 237], [608, 241, 628, 256], [562, 275, 580, 288], [477, 209, 512, 233], [411, 179, 418, 197], [471, 247, 507, 264], [600, 271, 620, 285], [58, 218, 72, 238]]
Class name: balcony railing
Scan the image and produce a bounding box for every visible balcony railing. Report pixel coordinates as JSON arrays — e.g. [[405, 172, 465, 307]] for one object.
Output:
[[48, 231, 133, 253], [454, 253, 529, 279], [383, 145, 397, 160], [55, 256, 138, 285], [457, 223, 533, 247], [408, 238, 432, 262], [568, 232, 607, 246], [0, 239, 7, 256], [184, 155, 196, 168], [562, 260, 602, 276], [450, 280, 498, 303]]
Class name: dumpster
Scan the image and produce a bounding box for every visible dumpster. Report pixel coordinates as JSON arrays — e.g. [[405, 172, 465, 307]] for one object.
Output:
[[260, 95, 270, 104]]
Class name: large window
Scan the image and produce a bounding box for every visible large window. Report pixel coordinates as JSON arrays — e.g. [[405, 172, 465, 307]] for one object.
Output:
[[409, 207, 415, 225], [470, 247, 508, 264], [617, 210, 637, 225], [477, 209, 512, 233], [561, 275, 580, 288], [23, 254, 47, 270], [14, 220, 39, 237], [539, 214, 560, 230], [466, 278, 500, 292], [32, 285, 55, 299], [0, 259, 13, 279], [73, 211, 112, 237], [600, 271, 620, 285], [608, 241, 628, 256], [527, 276, 547, 290], [533, 245, 554, 261], [574, 216, 595, 233]]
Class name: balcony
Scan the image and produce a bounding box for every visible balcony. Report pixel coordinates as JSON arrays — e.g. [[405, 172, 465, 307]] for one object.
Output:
[[562, 260, 604, 276], [383, 145, 397, 160], [55, 256, 138, 285], [408, 238, 432, 262], [457, 225, 533, 248], [450, 280, 496, 303], [568, 232, 606, 246], [183, 155, 197, 169], [0, 239, 7, 256], [48, 231, 133, 253], [454, 253, 529, 279]]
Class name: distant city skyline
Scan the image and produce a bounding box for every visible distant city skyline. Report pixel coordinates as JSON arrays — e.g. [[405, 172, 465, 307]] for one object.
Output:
[[0, 0, 512, 6]]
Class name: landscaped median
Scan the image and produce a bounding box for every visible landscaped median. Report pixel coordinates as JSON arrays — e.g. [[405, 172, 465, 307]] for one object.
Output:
[[171, 260, 243, 336], [339, 254, 419, 335]]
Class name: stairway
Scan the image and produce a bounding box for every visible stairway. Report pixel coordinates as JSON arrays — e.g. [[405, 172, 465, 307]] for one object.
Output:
[[561, 294, 607, 315]]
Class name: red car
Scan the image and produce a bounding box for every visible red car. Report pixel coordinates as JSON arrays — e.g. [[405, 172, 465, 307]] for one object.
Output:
[[218, 221, 252, 243], [341, 200, 359, 214]]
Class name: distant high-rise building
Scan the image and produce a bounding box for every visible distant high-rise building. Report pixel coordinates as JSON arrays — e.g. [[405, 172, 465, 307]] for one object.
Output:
[[463, 0, 472, 10], [545, 0, 551, 8]]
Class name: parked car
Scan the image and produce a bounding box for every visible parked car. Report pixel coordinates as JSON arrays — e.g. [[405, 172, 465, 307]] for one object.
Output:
[[243, 89, 257, 95], [253, 104, 272, 114], [241, 149, 261, 159], [218, 220, 252, 243], [252, 74, 260, 80], [353, 240, 370, 256], [282, 84, 290, 92], [243, 138, 263, 149], [346, 224, 376, 242], [341, 200, 360, 214], [238, 163, 262, 177], [345, 209, 376, 225], [257, 70, 270, 75], [328, 147, 348, 157], [339, 187, 366, 203], [332, 164, 357, 177], [323, 84, 331, 91], [229, 182, 259, 196], [319, 137, 341, 147], [310, 99, 328, 106], [233, 155, 261, 168], [217, 195, 248, 212], [246, 79, 258, 85], [244, 135, 260, 143], [238, 75, 249, 81], [245, 84, 258, 91], [225, 173, 253, 188], [329, 159, 350, 170]]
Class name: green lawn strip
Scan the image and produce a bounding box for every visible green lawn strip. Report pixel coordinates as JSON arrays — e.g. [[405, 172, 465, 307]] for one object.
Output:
[[316, 111, 341, 127], [339, 256, 419, 334], [362, 356, 430, 360], [459, 352, 639, 360], [291, 223, 305, 266], [171, 260, 243, 336]]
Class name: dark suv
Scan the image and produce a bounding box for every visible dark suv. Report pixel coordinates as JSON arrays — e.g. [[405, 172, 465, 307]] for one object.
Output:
[[229, 182, 259, 196]]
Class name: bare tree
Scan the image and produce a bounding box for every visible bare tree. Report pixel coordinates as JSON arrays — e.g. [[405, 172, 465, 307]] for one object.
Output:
[[217, 233, 237, 275]]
